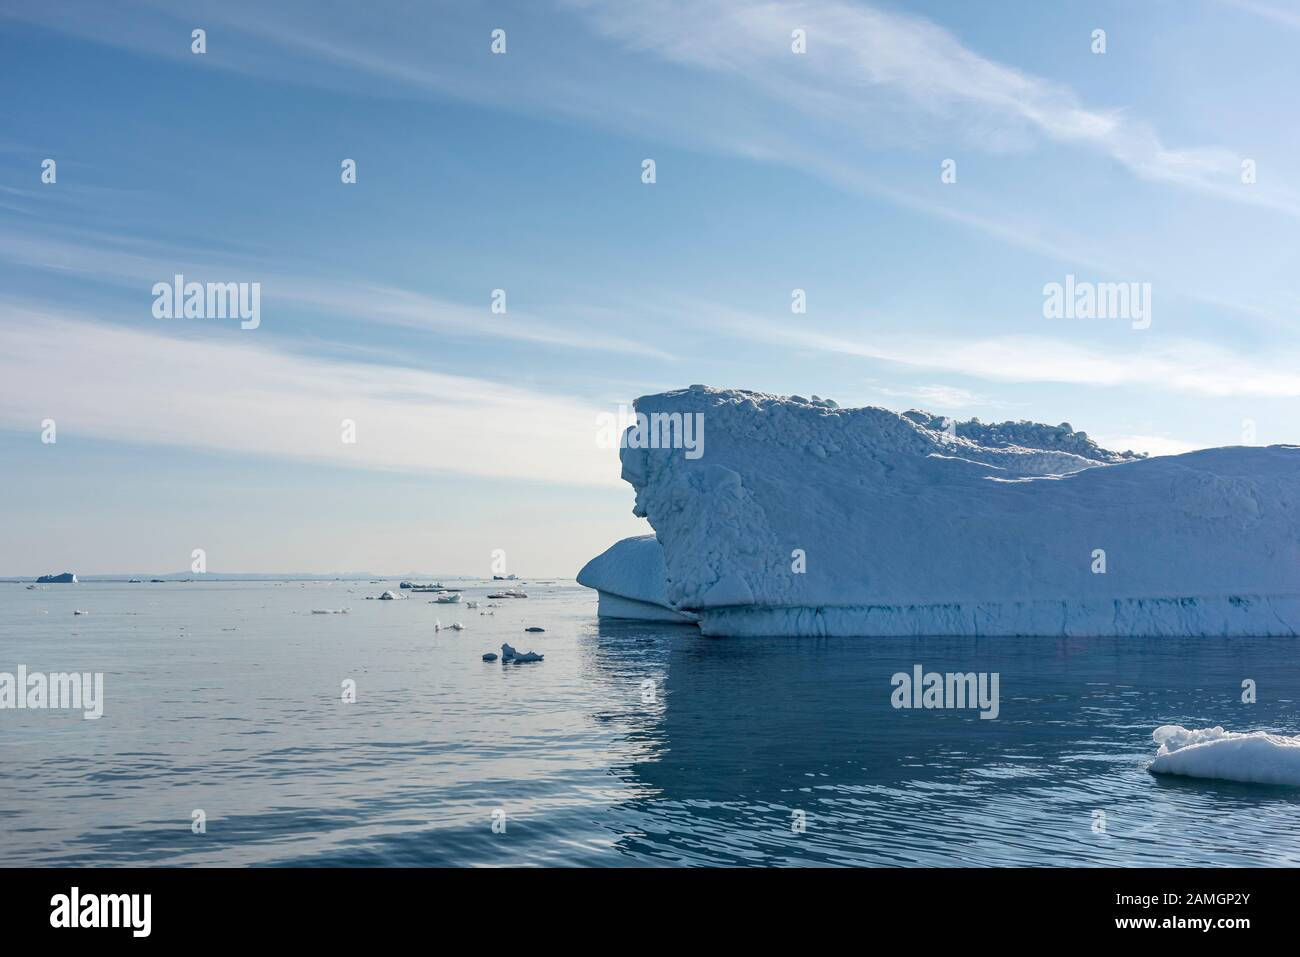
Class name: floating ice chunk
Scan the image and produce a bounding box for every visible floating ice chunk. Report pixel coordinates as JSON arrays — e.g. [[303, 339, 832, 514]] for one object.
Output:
[[482, 653, 498, 661], [377, 590, 399, 600], [311, 608, 349, 615], [1149, 724, 1300, 786], [524, 626, 545, 633], [501, 642, 542, 663]]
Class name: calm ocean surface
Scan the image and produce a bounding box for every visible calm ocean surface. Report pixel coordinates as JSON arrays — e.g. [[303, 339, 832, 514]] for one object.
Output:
[[1, 580, 1297, 867]]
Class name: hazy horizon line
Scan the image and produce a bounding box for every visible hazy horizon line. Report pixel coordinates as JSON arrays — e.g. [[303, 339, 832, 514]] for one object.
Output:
[[4, 573, 575, 582]]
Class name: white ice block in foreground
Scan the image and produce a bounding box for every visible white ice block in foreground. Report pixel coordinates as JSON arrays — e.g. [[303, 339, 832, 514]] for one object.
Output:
[[606, 386, 1300, 637], [1150, 725, 1300, 786]]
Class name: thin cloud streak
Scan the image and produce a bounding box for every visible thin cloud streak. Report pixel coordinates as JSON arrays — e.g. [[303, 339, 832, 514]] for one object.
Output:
[[1223, 0, 1300, 30], [572, 0, 1300, 217], [867, 383, 993, 411], [696, 301, 1300, 399], [0, 227, 671, 359], [1092, 433, 1206, 458], [0, 308, 624, 487]]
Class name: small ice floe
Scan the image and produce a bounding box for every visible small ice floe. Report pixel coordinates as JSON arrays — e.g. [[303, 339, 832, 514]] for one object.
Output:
[[465, 601, 480, 609], [482, 652, 498, 661], [485, 602, 502, 608], [487, 589, 527, 599], [432, 593, 461, 604], [1149, 724, 1300, 787], [377, 590, 399, 600], [501, 642, 543, 663], [449, 621, 464, 630], [524, 626, 545, 633], [311, 608, 350, 615], [73, 609, 88, 616]]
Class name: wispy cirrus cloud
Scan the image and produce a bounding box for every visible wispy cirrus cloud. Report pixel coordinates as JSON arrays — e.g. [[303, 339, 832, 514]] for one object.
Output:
[[866, 383, 993, 411], [570, 0, 1297, 215], [1090, 433, 1204, 458], [9, 0, 1296, 221], [693, 299, 1300, 400], [0, 226, 671, 358], [0, 306, 624, 486], [1222, 0, 1300, 30], [10, 0, 1292, 333]]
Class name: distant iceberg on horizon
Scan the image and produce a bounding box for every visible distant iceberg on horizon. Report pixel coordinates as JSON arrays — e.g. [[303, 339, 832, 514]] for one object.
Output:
[[36, 572, 78, 584], [580, 385, 1300, 637]]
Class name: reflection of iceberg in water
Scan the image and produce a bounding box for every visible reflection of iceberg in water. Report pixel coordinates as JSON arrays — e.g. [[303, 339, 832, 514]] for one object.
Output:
[[586, 624, 1300, 866]]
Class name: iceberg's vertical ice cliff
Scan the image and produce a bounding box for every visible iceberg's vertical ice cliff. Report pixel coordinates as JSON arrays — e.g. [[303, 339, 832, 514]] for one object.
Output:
[[603, 386, 1300, 637]]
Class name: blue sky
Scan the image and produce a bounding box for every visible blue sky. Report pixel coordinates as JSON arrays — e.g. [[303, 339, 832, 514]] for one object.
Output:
[[2, 0, 1299, 575]]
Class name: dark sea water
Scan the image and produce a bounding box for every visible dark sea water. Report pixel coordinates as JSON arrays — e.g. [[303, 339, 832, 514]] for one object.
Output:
[[1, 580, 1297, 867]]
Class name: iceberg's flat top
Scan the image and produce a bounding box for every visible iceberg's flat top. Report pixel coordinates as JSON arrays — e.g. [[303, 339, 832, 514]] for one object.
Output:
[[1149, 725, 1300, 786], [620, 386, 1300, 618]]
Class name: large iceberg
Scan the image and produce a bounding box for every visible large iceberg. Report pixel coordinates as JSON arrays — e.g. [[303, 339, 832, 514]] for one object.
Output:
[[587, 385, 1300, 637]]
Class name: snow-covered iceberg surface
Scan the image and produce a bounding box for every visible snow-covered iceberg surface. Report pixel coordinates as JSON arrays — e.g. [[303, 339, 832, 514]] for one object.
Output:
[[608, 386, 1300, 637], [577, 535, 697, 623], [1149, 725, 1300, 786]]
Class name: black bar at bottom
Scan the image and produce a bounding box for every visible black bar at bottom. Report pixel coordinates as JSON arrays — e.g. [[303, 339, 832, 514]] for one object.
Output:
[[0, 866, 1281, 942]]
